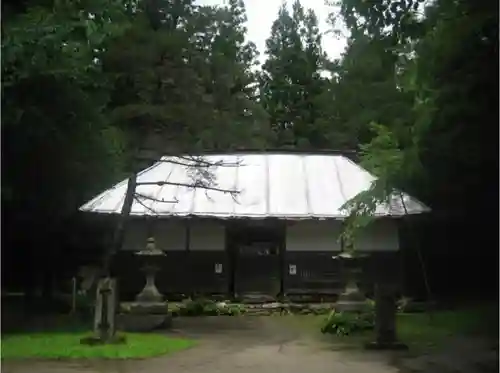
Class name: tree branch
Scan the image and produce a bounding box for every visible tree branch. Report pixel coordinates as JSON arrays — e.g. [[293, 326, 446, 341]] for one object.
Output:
[[133, 195, 159, 215], [135, 156, 211, 168], [177, 155, 243, 167], [134, 192, 178, 204], [136, 180, 240, 194], [135, 155, 243, 167]]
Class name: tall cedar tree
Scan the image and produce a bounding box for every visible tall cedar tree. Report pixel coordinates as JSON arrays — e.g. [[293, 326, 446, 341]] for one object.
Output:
[[260, 0, 330, 149], [104, 0, 272, 159]]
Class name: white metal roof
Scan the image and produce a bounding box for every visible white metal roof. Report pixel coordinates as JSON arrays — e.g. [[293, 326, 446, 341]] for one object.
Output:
[[80, 153, 430, 219]]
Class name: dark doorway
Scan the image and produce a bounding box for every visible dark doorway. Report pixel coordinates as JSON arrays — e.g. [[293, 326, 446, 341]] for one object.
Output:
[[227, 221, 285, 298]]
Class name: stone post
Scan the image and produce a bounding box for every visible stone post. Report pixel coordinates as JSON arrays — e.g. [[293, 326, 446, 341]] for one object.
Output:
[[81, 277, 125, 345], [365, 281, 408, 350], [94, 278, 117, 341]]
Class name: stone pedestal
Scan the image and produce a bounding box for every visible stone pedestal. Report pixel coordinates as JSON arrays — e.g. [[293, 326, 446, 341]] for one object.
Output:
[[365, 281, 408, 350], [118, 302, 171, 332], [136, 264, 164, 303], [335, 267, 367, 312]]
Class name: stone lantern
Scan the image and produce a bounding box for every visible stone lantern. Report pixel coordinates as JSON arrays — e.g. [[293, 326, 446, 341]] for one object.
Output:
[[135, 237, 165, 303], [333, 251, 369, 312]]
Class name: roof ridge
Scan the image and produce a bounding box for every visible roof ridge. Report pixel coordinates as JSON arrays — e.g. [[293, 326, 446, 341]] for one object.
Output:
[[158, 149, 358, 157]]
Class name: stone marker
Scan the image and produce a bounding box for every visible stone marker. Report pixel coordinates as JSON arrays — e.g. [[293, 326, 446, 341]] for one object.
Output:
[[81, 277, 125, 345], [94, 278, 117, 340]]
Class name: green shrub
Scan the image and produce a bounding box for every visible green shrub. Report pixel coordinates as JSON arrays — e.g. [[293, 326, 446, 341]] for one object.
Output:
[[202, 302, 221, 316], [227, 304, 246, 315], [181, 298, 211, 316], [177, 299, 247, 316], [321, 301, 375, 336]]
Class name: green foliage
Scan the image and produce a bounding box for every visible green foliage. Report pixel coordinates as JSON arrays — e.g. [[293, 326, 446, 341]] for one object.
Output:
[[293, 305, 497, 351], [339, 123, 410, 249], [334, 0, 426, 43], [181, 298, 211, 316], [2, 1, 130, 215], [1, 0, 273, 222], [227, 304, 247, 316], [2, 0, 273, 295], [3, 5, 117, 89], [203, 302, 247, 316], [336, 0, 497, 253], [327, 35, 417, 148], [321, 303, 375, 336], [175, 299, 247, 316], [409, 0, 498, 214]]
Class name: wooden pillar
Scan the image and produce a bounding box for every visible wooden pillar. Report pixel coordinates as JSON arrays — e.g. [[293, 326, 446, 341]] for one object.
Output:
[[279, 223, 287, 298], [226, 223, 236, 299], [146, 217, 154, 238], [185, 221, 191, 252]]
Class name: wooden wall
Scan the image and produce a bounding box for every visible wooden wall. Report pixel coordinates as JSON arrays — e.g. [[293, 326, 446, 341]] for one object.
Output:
[[283, 251, 400, 298], [114, 218, 402, 300], [286, 219, 399, 253], [117, 219, 228, 300], [113, 251, 229, 300], [284, 251, 343, 296], [234, 255, 281, 295]]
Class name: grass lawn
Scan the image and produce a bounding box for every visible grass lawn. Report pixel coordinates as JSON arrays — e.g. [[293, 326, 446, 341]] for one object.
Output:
[[279, 303, 498, 353], [1, 314, 196, 360], [396, 305, 498, 348], [1, 332, 195, 360]]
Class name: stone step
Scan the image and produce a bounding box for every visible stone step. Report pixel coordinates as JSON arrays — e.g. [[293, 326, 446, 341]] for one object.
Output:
[[242, 302, 334, 316], [120, 302, 169, 315], [239, 293, 276, 304]]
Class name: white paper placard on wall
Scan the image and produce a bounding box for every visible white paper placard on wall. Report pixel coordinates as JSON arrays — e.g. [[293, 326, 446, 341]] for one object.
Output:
[[289, 264, 297, 275], [214, 263, 223, 274]]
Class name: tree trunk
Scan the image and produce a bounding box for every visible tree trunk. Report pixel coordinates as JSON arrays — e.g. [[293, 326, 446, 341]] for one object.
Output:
[[102, 174, 137, 277]]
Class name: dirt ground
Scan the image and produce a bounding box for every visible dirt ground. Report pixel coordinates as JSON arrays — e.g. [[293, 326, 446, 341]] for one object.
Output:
[[2, 317, 497, 373]]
